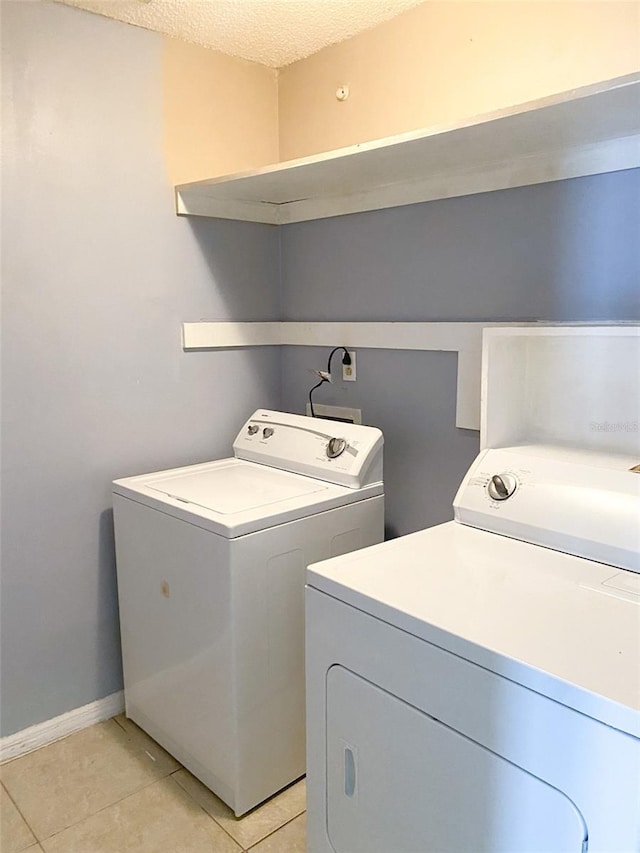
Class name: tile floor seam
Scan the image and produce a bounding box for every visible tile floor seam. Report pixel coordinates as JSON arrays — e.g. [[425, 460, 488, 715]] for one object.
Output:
[[1, 778, 39, 842], [9, 753, 181, 840], [111, 715, 128, 733], [166, 773, 245, 851], [127, 720, 294, 849], [32, 774, 170, 843], [5, 720, 307, 852], [169, 770, 307, 851], [245, 811, 305, 851]]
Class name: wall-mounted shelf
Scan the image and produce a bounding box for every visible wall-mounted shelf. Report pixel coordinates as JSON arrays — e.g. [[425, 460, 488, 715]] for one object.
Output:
[[182, 321, 506, 430], [176, 73, 640, 225]]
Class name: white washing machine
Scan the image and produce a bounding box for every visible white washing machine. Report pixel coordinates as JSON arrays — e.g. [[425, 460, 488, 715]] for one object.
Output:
[[305, 327, 640, 853], [113, 409, 383, 816]]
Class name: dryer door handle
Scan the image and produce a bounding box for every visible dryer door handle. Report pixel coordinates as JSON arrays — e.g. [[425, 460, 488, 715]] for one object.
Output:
[[344, 747, 356, 797]]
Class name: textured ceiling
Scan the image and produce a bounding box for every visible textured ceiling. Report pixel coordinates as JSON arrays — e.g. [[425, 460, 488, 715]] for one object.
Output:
[[56, 0, 428, 67]]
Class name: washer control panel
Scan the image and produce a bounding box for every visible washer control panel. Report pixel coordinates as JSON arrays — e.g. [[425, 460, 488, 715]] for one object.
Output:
[[234, 410, 383, 489], [453, 446, 640, 573]]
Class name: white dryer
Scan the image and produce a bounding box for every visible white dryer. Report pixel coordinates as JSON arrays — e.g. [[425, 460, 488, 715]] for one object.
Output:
[[113, 409, 383, 816], [305, 327, 640, 853]]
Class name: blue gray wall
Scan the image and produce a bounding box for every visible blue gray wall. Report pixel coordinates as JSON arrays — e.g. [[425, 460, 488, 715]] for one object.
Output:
[[280, 170, 640, 537], [1, 1, 281, 737], [2, 0, 639, 740]]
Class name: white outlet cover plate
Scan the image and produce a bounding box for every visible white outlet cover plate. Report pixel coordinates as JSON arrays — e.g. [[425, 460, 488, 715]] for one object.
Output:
[[343, 351, 357, 382], [305, 403, 362, 424]]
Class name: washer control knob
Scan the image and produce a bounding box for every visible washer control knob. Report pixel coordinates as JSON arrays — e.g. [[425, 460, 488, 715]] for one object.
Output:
[[327, 437, 347, 459], [262, 427, 274, 438], [247, 424, 259, 435], [487, 473, 518, 501]]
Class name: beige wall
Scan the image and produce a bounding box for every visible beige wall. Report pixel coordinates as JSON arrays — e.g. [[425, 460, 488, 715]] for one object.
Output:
[[162, 36, 278, 185], [279, 1, 640, 161], [162, 2, 639, 180]]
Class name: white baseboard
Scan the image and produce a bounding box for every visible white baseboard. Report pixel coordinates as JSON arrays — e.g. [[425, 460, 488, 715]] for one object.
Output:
[[0, 691, 125, 763]]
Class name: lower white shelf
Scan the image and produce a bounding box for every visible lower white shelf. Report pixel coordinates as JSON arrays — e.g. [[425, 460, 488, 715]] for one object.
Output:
[[182, 321, 511, 431]]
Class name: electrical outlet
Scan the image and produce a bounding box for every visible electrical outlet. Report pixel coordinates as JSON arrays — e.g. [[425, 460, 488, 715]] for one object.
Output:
[[343, 351, 356, 382]]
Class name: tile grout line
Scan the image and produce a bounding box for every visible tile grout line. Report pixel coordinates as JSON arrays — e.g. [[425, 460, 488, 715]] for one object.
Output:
[[32, 774, 176, 846], [0, 779, 40, 844], [5, 714, 305, 852], [111, 715, 128, 733], [26, 717, 182, 844], [110, 720, 244, 850], [167, 770, 306, 852], [244, 810, 307, 852], [167, 772, 245, 851], [111, 717, 304, 851], [0, 736, 306, 853]]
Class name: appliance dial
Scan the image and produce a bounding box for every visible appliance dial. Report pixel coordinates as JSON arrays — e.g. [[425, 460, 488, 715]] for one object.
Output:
[[247, 424, 259, 435], [262, 427, 274, 438], [487, 473, 518, 501], [327, 437, 347, 459]]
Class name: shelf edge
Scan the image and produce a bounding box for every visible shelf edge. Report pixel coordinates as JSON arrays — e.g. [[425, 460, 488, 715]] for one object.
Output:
[[176, 135, 640, 224]]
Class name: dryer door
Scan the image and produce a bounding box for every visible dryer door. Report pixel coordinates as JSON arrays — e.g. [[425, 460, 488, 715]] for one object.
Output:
[[326, 666, 588, 853]]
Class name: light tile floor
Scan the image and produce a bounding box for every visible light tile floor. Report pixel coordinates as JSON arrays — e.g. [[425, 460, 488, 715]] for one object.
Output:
[[1, 716, 306, 853]]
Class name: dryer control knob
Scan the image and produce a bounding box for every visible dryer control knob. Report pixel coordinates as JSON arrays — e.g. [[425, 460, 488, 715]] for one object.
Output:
[[487, 473, 518, 501], [263, 427, 274, 438], [247, 424, 259, 435], [327, 437, 347, 459]]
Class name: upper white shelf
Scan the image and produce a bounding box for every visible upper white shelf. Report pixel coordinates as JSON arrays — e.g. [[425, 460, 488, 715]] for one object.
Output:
[[175, 73, 640, 225]]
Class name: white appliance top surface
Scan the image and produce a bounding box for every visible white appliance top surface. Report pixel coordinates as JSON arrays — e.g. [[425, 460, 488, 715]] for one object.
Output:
[[113, 457, 382, 538], [148, 460, 325, 514], [307, 521, 640, 738]]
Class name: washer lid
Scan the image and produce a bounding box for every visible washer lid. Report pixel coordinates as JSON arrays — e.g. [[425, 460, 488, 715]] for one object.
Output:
[[307, 521, 640, 738], [148, 461, 325, 514], [113, 458, 382, 538]]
